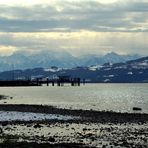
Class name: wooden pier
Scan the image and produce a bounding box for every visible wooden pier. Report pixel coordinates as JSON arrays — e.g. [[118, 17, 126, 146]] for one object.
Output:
[[0, 80, 41, 87], [41, 76, 83, 86], [0, 76, 85, 87]]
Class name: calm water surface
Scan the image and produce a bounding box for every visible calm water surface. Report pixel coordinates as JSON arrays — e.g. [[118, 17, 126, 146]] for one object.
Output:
[[0, 84, 147, 113]]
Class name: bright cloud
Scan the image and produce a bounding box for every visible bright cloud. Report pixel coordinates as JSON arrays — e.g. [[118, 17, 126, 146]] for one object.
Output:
[[0, 45, 17, 56], [0, 0, 147, 56], [0, 32, 147, 56]]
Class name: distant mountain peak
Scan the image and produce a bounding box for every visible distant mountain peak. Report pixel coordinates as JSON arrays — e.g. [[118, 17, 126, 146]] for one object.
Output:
[[0, 50, 142, 71], [0, 56, 147, 82], [106, 51, 119, 55]]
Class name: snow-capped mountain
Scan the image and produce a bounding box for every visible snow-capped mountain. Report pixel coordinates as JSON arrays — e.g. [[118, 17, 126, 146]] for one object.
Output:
[[0, 50, 77, 71], [78, 52, 140, 66], [0, 50, 141, 71], [0, 56, 147, 83]]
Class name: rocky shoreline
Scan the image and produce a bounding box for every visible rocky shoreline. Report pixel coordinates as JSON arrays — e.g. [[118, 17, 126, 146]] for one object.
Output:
[[0, 104, 148, 147], [0, 141, 92, 148], [0, 104, 148, 123]]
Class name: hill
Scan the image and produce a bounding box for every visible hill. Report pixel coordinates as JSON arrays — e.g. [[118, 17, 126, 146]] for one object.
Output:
[[0, 56, 147, 83]]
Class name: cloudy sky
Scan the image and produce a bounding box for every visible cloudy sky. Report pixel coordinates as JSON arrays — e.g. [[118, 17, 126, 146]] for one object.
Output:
[[0, 0, 148, 56]]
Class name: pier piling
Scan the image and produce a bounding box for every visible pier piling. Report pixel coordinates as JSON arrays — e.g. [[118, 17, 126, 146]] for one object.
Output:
[[52, 81, 54, 86], [47, 78, 49, 86]]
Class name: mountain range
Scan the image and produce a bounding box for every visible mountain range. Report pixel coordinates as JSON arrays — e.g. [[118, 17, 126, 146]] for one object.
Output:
[[0, 56, 147, 83], [0, 50, 140, 71]]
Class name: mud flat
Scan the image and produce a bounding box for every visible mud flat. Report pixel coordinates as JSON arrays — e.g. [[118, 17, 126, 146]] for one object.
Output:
[[0, 104, 148, 147]]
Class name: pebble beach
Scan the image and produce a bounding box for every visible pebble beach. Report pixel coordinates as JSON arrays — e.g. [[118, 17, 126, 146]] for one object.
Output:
[[0, 104, 148, 147]]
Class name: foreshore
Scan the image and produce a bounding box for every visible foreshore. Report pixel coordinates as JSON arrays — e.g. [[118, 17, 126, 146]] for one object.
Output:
[[0, 104, 148, 147], [0, 104, 148, 123]]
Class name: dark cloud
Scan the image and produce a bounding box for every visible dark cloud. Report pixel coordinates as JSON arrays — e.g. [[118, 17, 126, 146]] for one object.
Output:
[[0, 0, 147, 32]]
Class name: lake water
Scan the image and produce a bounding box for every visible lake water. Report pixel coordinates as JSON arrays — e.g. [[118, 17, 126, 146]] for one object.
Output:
[[0, 84, 148, 113]]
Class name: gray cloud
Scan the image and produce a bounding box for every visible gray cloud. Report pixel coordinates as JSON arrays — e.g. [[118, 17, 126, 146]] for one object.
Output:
[[0, 0, 147, 32], [0, 0, 147, 56]]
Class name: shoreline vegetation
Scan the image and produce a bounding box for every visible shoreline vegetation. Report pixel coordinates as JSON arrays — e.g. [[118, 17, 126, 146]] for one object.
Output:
[[0, 104, 148, 147]]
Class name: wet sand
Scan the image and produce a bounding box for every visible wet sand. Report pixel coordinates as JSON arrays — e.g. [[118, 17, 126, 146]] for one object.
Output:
[[0, 104, 148, 147], [0, 104, 148, 123]]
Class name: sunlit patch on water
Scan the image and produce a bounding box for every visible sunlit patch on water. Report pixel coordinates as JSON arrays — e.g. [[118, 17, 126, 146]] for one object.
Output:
[[0, 84, 147, 113]]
